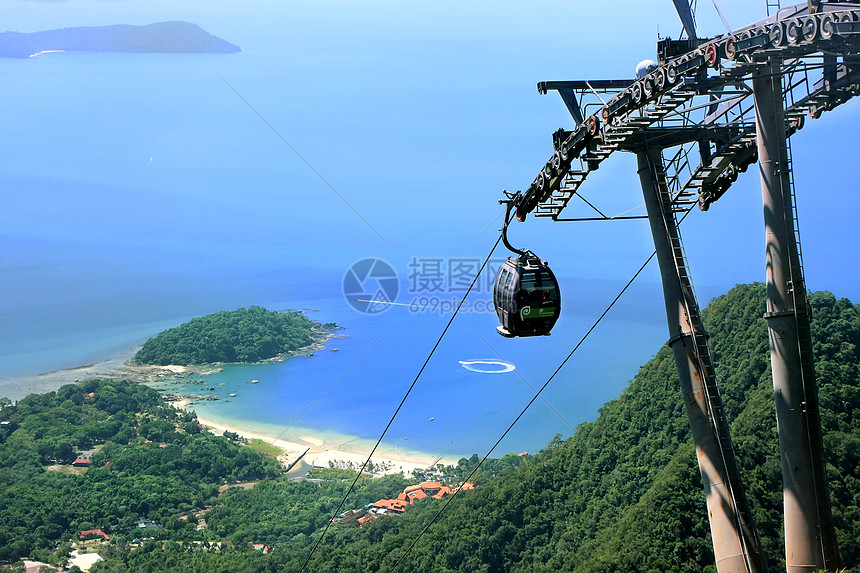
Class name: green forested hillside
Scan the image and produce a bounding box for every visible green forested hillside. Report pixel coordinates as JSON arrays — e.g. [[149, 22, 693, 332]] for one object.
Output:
[[289, 283, 857, 572], [367, 283, 856, 573], [0, 379, 282, 565], [3, 285, 857, 572], [133, 306, 321, 365]]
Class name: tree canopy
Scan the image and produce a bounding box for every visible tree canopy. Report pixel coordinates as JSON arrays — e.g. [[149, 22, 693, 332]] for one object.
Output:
[[0, 379, 281, 564], [133, 306, 319, 365]]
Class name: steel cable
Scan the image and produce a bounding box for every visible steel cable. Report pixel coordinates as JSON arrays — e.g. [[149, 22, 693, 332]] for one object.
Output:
[[299, 230, 505, 572], [388, 249, 657, 571]]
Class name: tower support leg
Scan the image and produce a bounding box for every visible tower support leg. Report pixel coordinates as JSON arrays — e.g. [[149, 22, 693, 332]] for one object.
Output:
[[752, 64, 841, 573], [637, 147, 767, 573]]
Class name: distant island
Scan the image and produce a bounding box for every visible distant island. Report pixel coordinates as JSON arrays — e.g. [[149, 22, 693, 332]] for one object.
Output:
[[0, 21, 240, 58], [133, 306, 338, 366]]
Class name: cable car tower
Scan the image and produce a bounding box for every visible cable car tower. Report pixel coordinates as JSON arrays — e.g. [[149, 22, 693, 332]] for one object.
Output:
[[498, 2, 860, 571]]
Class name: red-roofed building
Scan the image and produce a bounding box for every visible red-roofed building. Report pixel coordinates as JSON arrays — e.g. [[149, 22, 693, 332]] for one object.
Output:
[[372, 498, 408, 513], [72, 458, 92, 467], [459, 482, 475, 491], [358, 514, 376, 527], [79, 529, 110, 541], [418, 481, 443, 495], [431, 486, 452, 499], [364, 480, 468, 521], [406, 489, 428, 503]]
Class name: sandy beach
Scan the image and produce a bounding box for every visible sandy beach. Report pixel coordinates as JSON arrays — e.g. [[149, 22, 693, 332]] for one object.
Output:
[[1, 333, 458, 478], [186, 401, 455, 477]]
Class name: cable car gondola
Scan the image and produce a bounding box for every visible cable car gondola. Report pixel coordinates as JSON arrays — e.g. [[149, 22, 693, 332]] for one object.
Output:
[[493, 196, 561, 338]]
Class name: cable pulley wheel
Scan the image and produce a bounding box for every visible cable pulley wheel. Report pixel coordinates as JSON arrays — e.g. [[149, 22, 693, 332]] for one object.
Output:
[[820, 14, 835, 39], [643, 76, 655, 98], [666, 62, 678, 84], [551, 151, 563, 172], [724, 36, 736, 60], [559, 140, 570, 162], [705, 43, 719, 68], [787, 18, 803, 44], [631, 81, 643, 104], [601, 106, 611, 124], [769, 22, 785, 46], [654, 68, 666, 92], [802, 15, 819, 42]]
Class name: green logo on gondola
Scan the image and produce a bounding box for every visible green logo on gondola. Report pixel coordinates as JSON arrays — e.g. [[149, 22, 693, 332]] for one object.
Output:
[[520, 306, 556, 320]]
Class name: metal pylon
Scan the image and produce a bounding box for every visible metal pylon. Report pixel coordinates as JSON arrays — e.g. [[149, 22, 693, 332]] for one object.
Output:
[[637, 145, 768, 573], [753, 61, 840, 573]]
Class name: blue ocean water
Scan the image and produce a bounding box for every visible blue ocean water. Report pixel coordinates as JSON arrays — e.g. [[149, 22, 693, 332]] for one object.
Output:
[[2, 1, 858, 458], [0, 42, 667, 457], [146, 285, 665, 458]]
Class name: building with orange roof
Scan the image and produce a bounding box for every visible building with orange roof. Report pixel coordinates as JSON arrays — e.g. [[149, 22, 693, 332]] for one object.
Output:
[[366, 480, 472, 520], [372, 498, 408, 513], [418, 481, 443, 494], [79, 529, 110, 541], [406, 489, 428, 503], [431, 486, 452, 499]]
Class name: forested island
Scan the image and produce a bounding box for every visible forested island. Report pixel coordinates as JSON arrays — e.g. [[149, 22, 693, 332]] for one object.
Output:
[[0, 22, 240, 59], [0, 284, 857, 572], [133, 306, 335, 366]]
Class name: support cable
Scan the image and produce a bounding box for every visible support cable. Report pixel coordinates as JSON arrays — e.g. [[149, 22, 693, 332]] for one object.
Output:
[[299, 229, 506, 572], [573, 193, 609, 218], [388, 249, 657, 571]]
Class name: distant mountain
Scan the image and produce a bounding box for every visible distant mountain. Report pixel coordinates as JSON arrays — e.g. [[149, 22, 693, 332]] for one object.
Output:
[[0, 21, 240, 58]]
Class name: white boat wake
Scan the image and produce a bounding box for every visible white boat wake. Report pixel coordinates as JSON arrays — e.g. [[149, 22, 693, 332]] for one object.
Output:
[[459, 359, 516, 374]]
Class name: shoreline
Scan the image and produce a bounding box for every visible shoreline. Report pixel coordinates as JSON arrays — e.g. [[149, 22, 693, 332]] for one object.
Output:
[[0, 323, 341, 399], [0, 345, 145, 401], [182, 400, 456, 478], [1, 325, 459, 477]]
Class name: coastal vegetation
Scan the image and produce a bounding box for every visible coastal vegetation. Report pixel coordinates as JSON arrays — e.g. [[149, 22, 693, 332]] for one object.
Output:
[[0, 378, 281, 565], [133, 306, 327, 366], [1, 284, 857, 571]]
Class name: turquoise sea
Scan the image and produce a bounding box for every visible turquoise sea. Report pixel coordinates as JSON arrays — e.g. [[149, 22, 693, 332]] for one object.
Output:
[[141, 287, 666, 458], [2, 1, 858, 459]]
